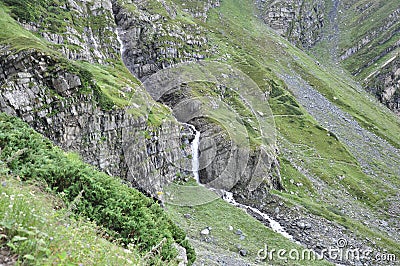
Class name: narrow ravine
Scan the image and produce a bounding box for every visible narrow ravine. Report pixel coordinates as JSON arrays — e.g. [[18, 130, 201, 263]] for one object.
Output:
[[185, 122, 298, 244], [328, 0, 340, 61]]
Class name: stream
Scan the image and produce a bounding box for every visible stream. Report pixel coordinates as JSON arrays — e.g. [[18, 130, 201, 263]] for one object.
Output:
[[187, 124, 297, 243], [221, 191, 298, 243]]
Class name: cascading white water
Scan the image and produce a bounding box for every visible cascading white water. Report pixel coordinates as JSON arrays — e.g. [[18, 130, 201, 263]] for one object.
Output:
[[222, 191, 298, 243], [115, 28, 126, 57], [184, 124, 296, 243], [191, 127, 201, 183]]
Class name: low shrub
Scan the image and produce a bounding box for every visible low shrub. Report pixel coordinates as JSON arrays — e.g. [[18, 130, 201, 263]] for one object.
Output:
[[0, 113, 195, 264]]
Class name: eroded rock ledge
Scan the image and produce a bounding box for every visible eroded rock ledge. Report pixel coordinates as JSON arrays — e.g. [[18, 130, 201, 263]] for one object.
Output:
[[0, 48, 185, 196]]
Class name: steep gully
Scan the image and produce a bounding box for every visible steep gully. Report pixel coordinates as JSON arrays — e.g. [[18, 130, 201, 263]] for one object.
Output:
[[189, 124, 201, 183], [112, 3, 320, 258], [188, 124, 296, 243], [112, 11, 307, 253]]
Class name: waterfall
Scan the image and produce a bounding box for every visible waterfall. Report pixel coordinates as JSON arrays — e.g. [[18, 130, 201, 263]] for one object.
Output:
[[191, 127, 201, 183], [115, 28, 125, 58]]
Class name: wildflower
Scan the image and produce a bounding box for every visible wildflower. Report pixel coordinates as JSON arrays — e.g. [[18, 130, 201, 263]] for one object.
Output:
[[123, 249, 132, 254]]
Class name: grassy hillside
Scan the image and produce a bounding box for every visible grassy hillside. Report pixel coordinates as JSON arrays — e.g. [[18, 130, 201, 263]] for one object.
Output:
[[0, 113, 194, 265], [311, 0, 400, 104], [0, 0, 399, 264], [0, 1, 169, 121], [166, 0, 399, 263], [1, 177, 143, 265], [337, 0, 399, 74]]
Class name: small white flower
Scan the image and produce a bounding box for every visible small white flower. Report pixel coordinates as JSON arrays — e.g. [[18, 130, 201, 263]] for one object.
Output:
[[123, 249, 132, 254]]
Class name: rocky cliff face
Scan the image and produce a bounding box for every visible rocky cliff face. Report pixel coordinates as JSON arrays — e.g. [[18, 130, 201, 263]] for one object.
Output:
[[255, 0, 325, 49], [256, 0, 400, 116], [364, 56, 400, 115], [338, 6, 400, 64], [21, 0, 121, 64], [0, 0, 281, 198], [0, 47, 189, 196], [336, 1, 400, 116], [113, 0, 211, 78], [175, 0, 220, 21]]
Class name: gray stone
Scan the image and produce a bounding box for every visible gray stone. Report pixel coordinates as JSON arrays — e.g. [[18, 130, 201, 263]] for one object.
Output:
[[172, 243, 188, 266], [200, 228, 210, 235], [235, 229, 243, 235], [239, 249, 247, 257]]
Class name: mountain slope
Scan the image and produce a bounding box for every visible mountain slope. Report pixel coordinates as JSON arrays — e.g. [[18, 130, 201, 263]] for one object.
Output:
[[313, 0, 400, 115], [0, 0, 399, 265]]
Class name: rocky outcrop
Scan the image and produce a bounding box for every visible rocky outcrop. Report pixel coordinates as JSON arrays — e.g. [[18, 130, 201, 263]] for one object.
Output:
[[256, 0, 325, 49], [22, 0, 120, 64], [192, 117, 281, 192], [1, 0, 281, 198], [334, 1, 400, 116], [112, 1, 282, 192], [153, 79, 281, 193], [339, 7, 400, 63], [113, 0, 210, 79], [364, 56, 400, 115], [0, 47, 188, 197], [178, 0, 220, 21]]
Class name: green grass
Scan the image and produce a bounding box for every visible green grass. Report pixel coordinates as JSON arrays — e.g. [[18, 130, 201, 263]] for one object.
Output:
[[0, 3, 48, 52], [314, 0, 400, 81], [204, 0, 400, 151], [184, 0, 400, 259], [77, 62, 141, 108], [0, 113, 195, 265], [0, 1, 175, 126], [2, 0, 399, 264], [0, 177, 144, 265], [337, 0, 400, 57], [165, 184, 333, 266]]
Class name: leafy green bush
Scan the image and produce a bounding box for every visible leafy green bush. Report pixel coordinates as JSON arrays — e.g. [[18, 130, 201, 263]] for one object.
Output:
[[0, 177, 144, 265], [2, 0, 48, 21], [0, 113, 195, 264]]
